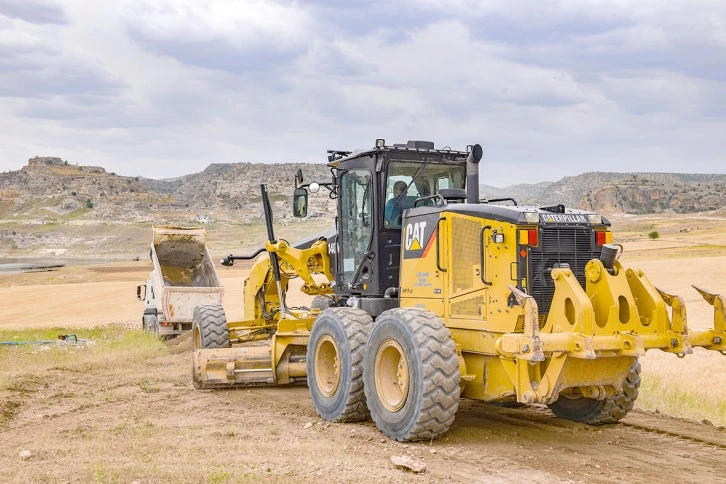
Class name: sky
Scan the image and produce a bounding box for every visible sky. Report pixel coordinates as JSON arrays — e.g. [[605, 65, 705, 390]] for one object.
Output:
[[0, 0, 724, 186]]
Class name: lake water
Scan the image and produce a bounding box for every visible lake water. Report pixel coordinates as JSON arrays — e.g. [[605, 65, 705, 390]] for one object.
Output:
[[0, 258, 108, 274]]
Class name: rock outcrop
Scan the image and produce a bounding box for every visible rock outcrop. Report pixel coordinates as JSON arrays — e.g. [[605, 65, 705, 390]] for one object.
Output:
[[579, 174, 726, 214]]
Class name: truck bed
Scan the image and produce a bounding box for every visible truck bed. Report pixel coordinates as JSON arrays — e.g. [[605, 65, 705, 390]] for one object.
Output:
[[150, 226, 224, 324]]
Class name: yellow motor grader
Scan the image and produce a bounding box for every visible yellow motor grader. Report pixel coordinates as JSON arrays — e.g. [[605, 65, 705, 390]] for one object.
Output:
[[191, 139, 725, 442]]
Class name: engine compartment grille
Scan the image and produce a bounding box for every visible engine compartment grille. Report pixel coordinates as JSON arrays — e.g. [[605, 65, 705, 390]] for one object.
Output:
[[528, 226, 602, 321]]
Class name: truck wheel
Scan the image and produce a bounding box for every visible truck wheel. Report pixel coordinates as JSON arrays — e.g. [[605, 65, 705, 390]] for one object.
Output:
[[548, 359, 641, 425], [307, 307, 373, 422], [192, 305, 229, 350], [363, 308, 460, 442], [310, 295, 333, 311]]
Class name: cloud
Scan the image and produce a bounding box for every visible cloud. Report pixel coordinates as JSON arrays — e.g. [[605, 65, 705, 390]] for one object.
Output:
[[123, 1, 312, 74], [0, 0, 66, 25]]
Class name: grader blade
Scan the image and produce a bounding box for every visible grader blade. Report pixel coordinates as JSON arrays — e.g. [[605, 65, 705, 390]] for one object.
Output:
[[193, 345, 295, 389]]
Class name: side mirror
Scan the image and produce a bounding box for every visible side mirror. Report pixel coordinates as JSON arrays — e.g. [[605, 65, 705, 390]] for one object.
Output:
[[292, 187, 308, 218], [136, 284, 146, 301]]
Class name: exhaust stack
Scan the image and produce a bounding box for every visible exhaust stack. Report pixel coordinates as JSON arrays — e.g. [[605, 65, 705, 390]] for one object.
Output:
[[466, 144, 483, 204]]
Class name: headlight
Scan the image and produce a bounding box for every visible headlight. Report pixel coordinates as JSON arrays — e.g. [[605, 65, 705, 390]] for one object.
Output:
[[523, 212, 539, 224], [586, 214, 602, 224]]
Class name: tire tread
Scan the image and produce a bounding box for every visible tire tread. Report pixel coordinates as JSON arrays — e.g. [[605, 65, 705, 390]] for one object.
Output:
[[310, 307, 373, 422], [193, 304, 229, 349], [366, 308, 460, 442], [588, 359, 641, 425]]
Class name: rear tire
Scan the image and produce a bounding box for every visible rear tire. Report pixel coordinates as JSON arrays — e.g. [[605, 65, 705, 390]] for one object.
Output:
[[364, 308, 460, 442], [307, 307, 373, 422], [192, 305, 230, 350], [548, 359, 641, 425]]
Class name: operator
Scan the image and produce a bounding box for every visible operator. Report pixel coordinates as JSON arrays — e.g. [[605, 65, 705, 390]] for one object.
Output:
[[385, 180, 408, 227]]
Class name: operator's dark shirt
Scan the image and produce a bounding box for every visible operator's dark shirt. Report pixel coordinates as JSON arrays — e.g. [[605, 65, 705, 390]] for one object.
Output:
[[385, 196, 415, 227]]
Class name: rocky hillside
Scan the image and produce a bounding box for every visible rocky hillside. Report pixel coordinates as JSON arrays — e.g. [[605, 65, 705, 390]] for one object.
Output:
[[578, 174, 726, 214], [156, 162, 333, 212], [0, 156, 150, 221], [0, 157, 335, 223], [1, 157, 724, 223], [482, 172, 726, 214]]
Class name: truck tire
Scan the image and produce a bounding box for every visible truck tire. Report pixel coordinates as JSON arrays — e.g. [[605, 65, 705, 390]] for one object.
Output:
[[307, 307, 373, 422], [363, 308, 460, 442], [548, 359, 641, 425], [310, 295, 333, 311], [192, 305, 229, 350]]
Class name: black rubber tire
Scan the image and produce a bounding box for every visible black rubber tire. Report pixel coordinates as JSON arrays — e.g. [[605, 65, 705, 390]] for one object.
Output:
[[363, 308, 460, 442], [307, 307, 373, 422], [548, 359, 641, 425], [310, 295, 333, 311], [192, 305, 230, 350]]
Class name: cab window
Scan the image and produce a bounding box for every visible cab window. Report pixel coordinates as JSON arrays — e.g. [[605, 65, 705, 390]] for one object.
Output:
[[384, 161, 465, 228], [340, 169, 373, 285]]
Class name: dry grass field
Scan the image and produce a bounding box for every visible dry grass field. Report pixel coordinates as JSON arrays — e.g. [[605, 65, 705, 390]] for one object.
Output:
[[1, 212, 725, 481]]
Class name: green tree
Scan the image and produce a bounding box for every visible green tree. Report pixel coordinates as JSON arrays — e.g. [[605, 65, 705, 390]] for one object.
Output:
[[648, 231, 659, 240], [86, 199, 94, 209]]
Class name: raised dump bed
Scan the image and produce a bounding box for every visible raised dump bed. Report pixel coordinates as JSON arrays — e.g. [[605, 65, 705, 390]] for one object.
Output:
[[137, 226, 224, 338]]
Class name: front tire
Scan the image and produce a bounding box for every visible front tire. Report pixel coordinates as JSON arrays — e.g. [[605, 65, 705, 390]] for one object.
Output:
[[307, 307, 373, 422], [364, 308, 460, 442], [548, 359, 641, 424], [192, 305, 229, 350]]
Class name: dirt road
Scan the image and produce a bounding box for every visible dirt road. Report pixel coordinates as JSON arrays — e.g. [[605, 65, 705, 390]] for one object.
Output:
[[1, 337, 725, 483]]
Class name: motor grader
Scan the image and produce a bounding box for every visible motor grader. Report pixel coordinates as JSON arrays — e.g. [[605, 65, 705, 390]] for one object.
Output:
[[191, 139, 726, 442]]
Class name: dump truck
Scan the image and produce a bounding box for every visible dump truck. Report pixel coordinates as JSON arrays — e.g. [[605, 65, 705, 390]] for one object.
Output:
[[190, 139, 725, 442], [137, 226, 224, 338]]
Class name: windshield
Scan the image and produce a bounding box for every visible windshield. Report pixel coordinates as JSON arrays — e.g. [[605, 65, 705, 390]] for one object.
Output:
[[384, 160, 466, 228]]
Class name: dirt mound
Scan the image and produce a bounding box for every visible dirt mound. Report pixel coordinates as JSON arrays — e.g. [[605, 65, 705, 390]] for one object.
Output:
[[165, 330, 192, 354]]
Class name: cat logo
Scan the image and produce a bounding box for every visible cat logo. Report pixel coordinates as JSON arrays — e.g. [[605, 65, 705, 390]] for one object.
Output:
[[405, 221, 427, 251]]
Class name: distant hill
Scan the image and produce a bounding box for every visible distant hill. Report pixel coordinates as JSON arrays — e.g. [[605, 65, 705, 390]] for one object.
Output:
[[0, 156, 334, 223], [482, 172, 726, 214], [1, 157, 725, 224]]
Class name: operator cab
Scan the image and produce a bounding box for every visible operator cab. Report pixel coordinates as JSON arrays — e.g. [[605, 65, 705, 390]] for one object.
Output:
[[293, 139, 480, 316]]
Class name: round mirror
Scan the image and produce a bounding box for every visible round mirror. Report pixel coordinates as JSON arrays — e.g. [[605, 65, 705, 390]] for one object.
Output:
[[309, 182, 320, 193]]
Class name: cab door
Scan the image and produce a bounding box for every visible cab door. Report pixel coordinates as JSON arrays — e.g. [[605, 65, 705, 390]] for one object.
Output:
[[338, 169, 373, 290]]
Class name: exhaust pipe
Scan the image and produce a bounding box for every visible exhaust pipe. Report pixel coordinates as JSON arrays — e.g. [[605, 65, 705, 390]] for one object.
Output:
[[466, 144, 483, 204], [599, 244, 621, 274]]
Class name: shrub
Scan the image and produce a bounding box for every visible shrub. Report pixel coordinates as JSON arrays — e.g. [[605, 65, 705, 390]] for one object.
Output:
[[648, 231, 660, 240], [86, 199, 94, 209]]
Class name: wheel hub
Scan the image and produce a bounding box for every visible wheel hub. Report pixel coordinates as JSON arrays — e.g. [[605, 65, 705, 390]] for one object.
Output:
[[314, 335, 341, 397], [375, 339, 410, 412], [193, 326, 201, 350]]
